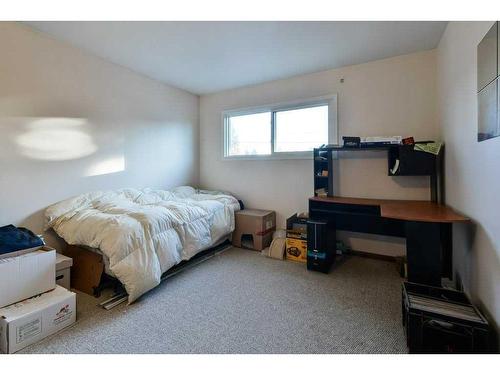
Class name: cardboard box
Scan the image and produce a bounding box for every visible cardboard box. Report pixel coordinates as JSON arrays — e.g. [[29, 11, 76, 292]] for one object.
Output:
[[285, 233, 308, 263], [233, 209, 276, 251], [56, 253, 73, 290], [0, 285, 76, 353], [286, 213, 308, 232], [64, 244, 104, 296], [0, 246, 41, 260], [0, 247, 56, 308], [285, 213, 308, 263]]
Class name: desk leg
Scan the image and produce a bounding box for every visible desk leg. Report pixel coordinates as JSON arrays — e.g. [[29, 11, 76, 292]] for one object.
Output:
[[405, 221, 442, 286], [441, 223, 453, 280]]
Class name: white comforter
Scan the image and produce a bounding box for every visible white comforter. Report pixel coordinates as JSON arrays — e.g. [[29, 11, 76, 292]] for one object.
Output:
[[45, 186, 240, 302]]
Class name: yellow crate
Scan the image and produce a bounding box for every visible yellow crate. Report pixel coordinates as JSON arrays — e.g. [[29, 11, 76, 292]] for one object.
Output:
[[285, 237, 307, 263]]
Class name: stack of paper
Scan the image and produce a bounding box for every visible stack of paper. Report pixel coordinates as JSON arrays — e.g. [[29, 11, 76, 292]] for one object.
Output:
[[408, 294, 485, 323], [360, 136, 402, 146]]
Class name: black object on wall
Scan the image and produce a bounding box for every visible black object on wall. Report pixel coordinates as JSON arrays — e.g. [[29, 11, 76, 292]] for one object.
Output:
[[477, 21, 500, 142]]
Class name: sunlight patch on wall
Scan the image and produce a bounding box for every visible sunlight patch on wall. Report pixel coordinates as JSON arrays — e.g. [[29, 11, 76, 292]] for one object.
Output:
[[15, 118, 97, 161], [85, 156, 125, 177]]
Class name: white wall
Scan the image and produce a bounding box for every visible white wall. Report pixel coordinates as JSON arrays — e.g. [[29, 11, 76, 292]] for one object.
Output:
[[0, 22, 199, 249], [437, 22, 500, 334], [200, 50, 438, 256]]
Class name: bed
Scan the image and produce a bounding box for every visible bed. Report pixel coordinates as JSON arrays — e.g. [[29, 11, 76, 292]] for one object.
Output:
[[45, 186, 241, 302]]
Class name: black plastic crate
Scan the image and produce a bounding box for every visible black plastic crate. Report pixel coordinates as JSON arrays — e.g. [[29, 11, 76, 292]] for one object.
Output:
[[402, 282, 492, 353]]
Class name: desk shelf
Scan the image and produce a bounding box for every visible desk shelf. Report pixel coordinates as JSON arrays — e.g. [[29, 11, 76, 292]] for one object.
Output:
[[313, 144, 444, 203], [313, 149, 333, 197], [318, 145, 390, 151]]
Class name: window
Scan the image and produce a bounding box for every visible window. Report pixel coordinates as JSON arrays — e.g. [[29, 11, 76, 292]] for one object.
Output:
[[274, 105, 328, 153], [223, 95, 337, 159], [226, 111, 271, 156]]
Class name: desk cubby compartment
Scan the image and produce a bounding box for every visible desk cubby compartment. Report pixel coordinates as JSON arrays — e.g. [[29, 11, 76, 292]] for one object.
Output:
[[313, 148, 332, 196], [402, 282, 492, 353], [388, 145, 437, 176]]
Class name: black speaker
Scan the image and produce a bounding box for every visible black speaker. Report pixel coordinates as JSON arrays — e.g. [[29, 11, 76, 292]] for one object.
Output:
[[306, 220, 336, 273]]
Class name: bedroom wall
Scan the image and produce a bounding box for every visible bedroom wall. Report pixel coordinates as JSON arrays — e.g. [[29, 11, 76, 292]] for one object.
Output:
[[200, 50, 438, 257], [0, 22, 199, 249], [437, 21, 499, 337]]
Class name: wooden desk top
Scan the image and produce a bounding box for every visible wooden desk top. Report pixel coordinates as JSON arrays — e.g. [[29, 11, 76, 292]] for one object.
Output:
[[309, 196, 469, 223]]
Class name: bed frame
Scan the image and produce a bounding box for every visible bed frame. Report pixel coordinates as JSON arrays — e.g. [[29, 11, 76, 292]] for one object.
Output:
[[64, 239, 232, 309]]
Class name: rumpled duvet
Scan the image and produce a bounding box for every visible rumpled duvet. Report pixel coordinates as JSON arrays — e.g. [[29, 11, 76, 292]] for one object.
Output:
[[45, 186, 240, 302]]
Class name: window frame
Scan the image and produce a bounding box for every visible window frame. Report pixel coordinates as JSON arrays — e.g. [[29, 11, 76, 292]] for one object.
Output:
[[222, 94, 338, 160]]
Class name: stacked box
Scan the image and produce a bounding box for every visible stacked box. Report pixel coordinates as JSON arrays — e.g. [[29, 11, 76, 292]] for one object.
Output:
[[56, 253, 73, 290], [0, 286, 76, 353], [285, 214, 308, 263], [0, 247, 56, 308], [0, 246, 77, 353]]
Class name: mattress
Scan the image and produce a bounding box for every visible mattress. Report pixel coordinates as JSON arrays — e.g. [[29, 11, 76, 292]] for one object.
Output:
[[85, 234, 231, 279], [45, 186, 240, 302]]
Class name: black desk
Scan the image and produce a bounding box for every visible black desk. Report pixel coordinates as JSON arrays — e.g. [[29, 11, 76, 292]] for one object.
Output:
[[309, 196, 469, 286]]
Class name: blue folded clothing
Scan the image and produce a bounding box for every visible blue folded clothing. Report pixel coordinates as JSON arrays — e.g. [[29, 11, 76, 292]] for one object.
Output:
[[0, 225, 44, 255]]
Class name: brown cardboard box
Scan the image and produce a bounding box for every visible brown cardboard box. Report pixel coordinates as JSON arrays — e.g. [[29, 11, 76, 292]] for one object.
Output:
[[232, 209, 276, 251], [64, 245, 104, 296]]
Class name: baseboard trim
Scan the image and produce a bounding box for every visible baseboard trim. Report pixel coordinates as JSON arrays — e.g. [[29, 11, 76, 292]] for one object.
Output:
[[348, 249, 396, 262]]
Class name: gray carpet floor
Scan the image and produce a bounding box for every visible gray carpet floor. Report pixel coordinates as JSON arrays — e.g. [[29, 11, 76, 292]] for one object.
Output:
[[21, 247, 407, 354]]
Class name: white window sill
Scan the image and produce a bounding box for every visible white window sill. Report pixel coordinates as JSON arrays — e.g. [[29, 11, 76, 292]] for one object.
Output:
[[222, 152, 313, 161]]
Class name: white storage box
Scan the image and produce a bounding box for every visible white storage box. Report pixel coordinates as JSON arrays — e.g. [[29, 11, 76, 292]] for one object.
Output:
[[0, 285, 76, 353], [0, 246, 40, 260], [0, 247, 56, 308], [55, 253, 73, 290]]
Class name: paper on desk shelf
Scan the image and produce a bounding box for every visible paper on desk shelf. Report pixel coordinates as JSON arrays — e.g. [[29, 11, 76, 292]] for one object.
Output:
[[360, 136, 402, 144], [414, 142, 443, 155]]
